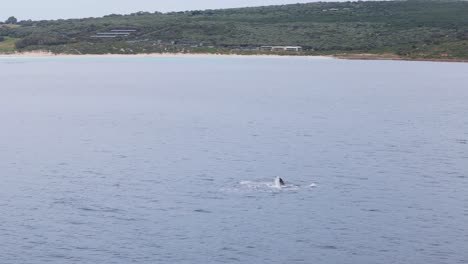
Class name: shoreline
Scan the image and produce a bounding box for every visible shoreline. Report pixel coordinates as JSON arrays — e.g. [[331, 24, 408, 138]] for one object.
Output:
[[0, 51, 466, 63], [334, 53, 468, 63], [0, 51, 332, 60]]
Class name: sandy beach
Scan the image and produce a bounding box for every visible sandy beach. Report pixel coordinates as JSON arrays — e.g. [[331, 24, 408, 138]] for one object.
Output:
[[1, 51, 466, 63], [0, 51, 333, 60]]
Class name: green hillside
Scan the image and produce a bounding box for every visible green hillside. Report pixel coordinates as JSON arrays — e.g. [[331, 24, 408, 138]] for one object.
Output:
[[1, 0, 467, 60], [0, 37, 18, 53]]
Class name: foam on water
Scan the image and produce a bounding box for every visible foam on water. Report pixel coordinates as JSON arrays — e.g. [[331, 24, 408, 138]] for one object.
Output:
[[237, 179, 314, 192]]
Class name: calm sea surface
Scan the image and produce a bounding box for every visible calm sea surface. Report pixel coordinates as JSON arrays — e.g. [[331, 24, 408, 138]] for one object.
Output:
[[0, 57, 467, 264]]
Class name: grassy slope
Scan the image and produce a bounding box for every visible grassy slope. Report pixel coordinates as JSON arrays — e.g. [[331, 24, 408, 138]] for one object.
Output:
[[0, 37, 18, 53]]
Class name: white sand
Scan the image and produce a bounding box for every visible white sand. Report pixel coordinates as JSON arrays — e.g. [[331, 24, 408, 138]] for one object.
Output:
[[0, 51, 333, 60]]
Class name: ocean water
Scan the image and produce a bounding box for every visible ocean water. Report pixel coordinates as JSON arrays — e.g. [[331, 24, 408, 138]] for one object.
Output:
[[0, 57, 467, 264]]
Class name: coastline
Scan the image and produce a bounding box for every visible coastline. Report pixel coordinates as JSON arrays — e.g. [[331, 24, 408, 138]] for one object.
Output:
[[0, 51, 332, 60], [0, 51, 466, 63], [334, 53, 468, 63]]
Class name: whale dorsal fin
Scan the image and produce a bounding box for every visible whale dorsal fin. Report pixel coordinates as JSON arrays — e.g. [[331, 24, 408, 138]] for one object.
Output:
[[279, 178, 285, 186], [274, 177, 285, 187]]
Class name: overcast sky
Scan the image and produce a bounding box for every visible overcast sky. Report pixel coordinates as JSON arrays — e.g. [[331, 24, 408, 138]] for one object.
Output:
[[1, 0, 351, 21]]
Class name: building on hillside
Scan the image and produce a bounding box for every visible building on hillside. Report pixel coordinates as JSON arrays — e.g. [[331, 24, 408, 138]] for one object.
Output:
[[260, 46, 273, 51], [111, 29, 137, 33], [91, 29, 137, 38], [260, 46, 303, 52]]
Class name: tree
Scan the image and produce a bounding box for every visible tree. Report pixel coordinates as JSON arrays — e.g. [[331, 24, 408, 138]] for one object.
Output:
[[5, 16, 18, 24]]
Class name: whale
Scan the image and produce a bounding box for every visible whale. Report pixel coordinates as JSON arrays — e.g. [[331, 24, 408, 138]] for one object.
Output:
[[274, 177, 285, 188]]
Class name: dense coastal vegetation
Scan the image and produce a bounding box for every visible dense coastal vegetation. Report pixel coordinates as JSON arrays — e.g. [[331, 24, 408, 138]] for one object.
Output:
[[1, 0, 467, 60]]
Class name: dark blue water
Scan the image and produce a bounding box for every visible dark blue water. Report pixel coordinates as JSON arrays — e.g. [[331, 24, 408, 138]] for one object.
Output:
[[0, 57, 467, 264]]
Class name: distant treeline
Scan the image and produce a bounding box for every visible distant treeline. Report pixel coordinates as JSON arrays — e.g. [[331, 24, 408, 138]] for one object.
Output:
[[1, 0, 468, 59]]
